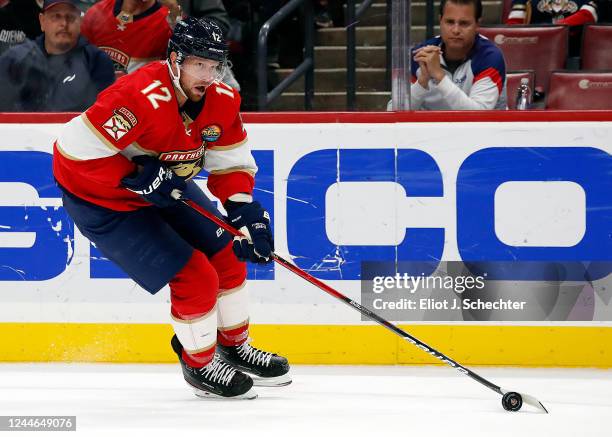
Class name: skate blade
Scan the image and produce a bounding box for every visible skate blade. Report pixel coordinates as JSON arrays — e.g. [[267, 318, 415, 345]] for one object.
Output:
[[193, 387, 258, 400], [251, 373, 292, 387]]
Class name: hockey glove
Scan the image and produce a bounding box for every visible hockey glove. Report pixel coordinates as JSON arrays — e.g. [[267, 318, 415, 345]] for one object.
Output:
[[225, 200, 274, 263], [121, 155, 186, 208]]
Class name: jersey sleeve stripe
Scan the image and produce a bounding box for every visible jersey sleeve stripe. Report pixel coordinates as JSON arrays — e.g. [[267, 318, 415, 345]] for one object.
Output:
[[474, 67, 503, 94], [508, 10, 527, 19], [207, 172, 255, 204], [206, 137, 248, 151], [56, 114, 119, 161], [129, 141, 158, 155], [204, 142, 258, 175], [55, 141, 83, 161], [208, 167, 257, 177], [83, 113, 122, 152], [581, 4, 598, 21]]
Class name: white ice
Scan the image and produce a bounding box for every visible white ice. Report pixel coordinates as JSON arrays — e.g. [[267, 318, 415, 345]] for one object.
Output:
[[0, 364, 610, 437]]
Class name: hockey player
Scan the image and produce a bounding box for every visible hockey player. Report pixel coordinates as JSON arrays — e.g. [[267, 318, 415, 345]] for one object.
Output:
[[52, 16, 290, 399], [505, 0, 612, 56]]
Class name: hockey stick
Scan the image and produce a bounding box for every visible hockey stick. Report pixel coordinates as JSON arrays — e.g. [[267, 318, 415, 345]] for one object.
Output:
[[183, 199, 549, 413]]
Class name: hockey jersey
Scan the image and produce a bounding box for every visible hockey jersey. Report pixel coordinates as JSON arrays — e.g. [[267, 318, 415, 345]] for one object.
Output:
[[81, 0, 172, 73], [182, 81, 255, 205], [506, 0, 599, 24], [409, 35, 507, 110], [53, 60, 256, 211]]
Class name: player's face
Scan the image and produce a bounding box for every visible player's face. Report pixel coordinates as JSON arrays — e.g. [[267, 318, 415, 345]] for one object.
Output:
[[439, 2, 479, 56], [179, 56, 222, 101], [39, 4, 81, 54]]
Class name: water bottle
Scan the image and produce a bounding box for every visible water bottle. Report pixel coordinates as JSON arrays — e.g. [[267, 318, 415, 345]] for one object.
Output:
[[515, 78, 532, 110]]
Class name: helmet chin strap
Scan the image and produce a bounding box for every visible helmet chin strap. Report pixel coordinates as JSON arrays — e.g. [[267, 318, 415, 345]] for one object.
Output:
[[167, 59, 188, 100]]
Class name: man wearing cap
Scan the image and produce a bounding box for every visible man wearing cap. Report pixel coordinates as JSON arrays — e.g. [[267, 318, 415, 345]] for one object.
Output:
[[0, 0, 115, 111]]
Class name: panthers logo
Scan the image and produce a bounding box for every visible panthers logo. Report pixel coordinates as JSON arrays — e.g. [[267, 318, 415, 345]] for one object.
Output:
[[537, 0, 578, 15], [158, 144, 206, 180]]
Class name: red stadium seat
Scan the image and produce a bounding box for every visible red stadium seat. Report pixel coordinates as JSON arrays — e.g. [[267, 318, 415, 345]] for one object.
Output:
[[581, 24, 612, 70], [501, 0, 513, 23], [506, 70, 536, 109], [479, 25, 568, 94], [546, 71, 612, 109]]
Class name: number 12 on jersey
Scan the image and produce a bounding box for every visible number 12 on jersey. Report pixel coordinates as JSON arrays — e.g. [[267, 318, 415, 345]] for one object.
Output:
[[141, 80, 172, 109]]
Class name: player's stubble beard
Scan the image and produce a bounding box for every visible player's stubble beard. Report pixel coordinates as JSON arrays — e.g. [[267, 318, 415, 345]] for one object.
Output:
[[181, 79, 208, 102], [180, 71, 213, 103]]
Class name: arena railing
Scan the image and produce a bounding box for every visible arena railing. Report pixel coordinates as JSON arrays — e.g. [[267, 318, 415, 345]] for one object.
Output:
[[257, 0, 314, 111], [346, 0, 376, 110]]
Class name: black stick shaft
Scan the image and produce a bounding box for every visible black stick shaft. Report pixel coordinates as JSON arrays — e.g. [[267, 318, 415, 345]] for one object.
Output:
[[184, 199, 503, 396]]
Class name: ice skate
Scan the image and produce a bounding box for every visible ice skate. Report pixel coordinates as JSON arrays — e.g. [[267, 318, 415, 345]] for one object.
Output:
[[216, 341, 291, 387], [171, 335, 257, 399]]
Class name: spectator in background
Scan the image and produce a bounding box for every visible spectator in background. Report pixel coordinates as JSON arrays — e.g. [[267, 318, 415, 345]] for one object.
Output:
[[506, 0, 599, 25], [0, 0, 42, 55], [74, 0, 97, 13], [391, 0, 506, 110], [505, 0, 611, 55], [180, 0, 229, 33], [315, 0, 333, 28], [82, 1, 240, 88], [81, 0, 180, 75], [0, 0, 115, 112]]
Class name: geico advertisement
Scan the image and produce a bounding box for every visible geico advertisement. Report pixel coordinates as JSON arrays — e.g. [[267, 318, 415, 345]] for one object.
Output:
[[0, 121, 610, 324]]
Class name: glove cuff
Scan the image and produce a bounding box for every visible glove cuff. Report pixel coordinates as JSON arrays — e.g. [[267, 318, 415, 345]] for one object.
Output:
[[228, 193, 253, 203], [224, 197, 253, 213]]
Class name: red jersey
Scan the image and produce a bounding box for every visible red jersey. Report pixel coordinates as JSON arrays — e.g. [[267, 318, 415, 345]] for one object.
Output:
[[81, 0, 171, 73], [186, 81, 254, 205], [53, 61, 256, 211]]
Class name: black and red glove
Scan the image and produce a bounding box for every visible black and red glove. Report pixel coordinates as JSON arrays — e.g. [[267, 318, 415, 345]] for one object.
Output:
[[225, 200, 274, 264], [121, 155, 186, 208]]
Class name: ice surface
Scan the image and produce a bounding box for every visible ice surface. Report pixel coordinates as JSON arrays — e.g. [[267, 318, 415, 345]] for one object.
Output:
[[0, 364, 610, 436]]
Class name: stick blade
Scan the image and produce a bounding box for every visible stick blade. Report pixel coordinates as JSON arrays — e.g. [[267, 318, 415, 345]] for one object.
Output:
[[501, 388, 549, 413], [521, 392, 549, 414]]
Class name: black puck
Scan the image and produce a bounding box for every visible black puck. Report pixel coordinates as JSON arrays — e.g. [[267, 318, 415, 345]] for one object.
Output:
[[502, 392, 523, 412]]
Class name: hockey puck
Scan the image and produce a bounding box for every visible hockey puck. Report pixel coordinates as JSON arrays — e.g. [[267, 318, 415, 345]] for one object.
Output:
[[502, 392, 523, 412]]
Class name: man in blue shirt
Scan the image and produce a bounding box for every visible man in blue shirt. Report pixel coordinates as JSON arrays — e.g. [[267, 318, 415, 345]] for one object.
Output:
[[400, 0, 507, 110]]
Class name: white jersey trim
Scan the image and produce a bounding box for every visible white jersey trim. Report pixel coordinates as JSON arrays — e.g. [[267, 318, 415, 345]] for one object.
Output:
[[56, 114, 119, 161], [204, 140, 258, 175], [581, 4, 598, 21], [508, 10, 527, 20]]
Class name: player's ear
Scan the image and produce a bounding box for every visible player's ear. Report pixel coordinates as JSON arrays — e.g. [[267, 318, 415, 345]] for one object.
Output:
[[168, 52, 181, 75]]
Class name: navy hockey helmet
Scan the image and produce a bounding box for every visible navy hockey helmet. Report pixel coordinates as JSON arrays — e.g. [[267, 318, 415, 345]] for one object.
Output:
[[167, 17, 228, 64]]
